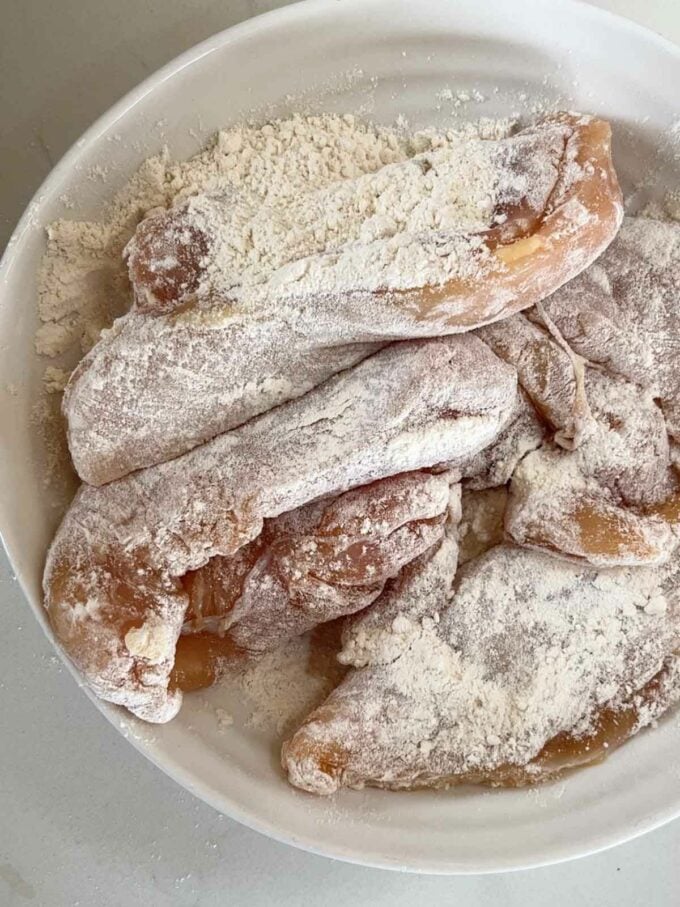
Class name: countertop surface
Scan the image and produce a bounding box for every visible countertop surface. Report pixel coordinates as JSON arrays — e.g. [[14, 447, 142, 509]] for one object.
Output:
[[1, 1, 679, 904]]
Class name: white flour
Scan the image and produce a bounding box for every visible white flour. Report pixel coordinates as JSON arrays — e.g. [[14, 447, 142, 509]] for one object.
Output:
[[37, 154, 171, 360]]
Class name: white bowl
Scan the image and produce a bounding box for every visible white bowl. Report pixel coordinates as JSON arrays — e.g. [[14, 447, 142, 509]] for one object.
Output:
[[2, 0, 680, 874]]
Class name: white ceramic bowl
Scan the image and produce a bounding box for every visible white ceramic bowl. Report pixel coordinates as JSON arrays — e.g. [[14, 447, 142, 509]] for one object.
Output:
[[2, 0, 680, 874]]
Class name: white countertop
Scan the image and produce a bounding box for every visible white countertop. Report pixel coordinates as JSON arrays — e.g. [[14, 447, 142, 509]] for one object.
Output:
[[1, 1, 679, 904]]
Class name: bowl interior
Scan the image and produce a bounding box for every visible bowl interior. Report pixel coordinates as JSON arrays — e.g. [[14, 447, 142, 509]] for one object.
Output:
[[1, 0, 680, 873]]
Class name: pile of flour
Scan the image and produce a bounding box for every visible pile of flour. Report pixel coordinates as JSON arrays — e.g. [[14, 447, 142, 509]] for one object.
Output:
[[36, 112, 515, 374]]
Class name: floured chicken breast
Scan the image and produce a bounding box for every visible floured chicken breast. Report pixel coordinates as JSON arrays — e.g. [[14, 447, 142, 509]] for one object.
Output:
[[284, 541, 680, 794]]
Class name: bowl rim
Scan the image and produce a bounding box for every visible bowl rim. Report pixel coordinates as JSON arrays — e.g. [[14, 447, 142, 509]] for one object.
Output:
[[1, 0, 680, 875]]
